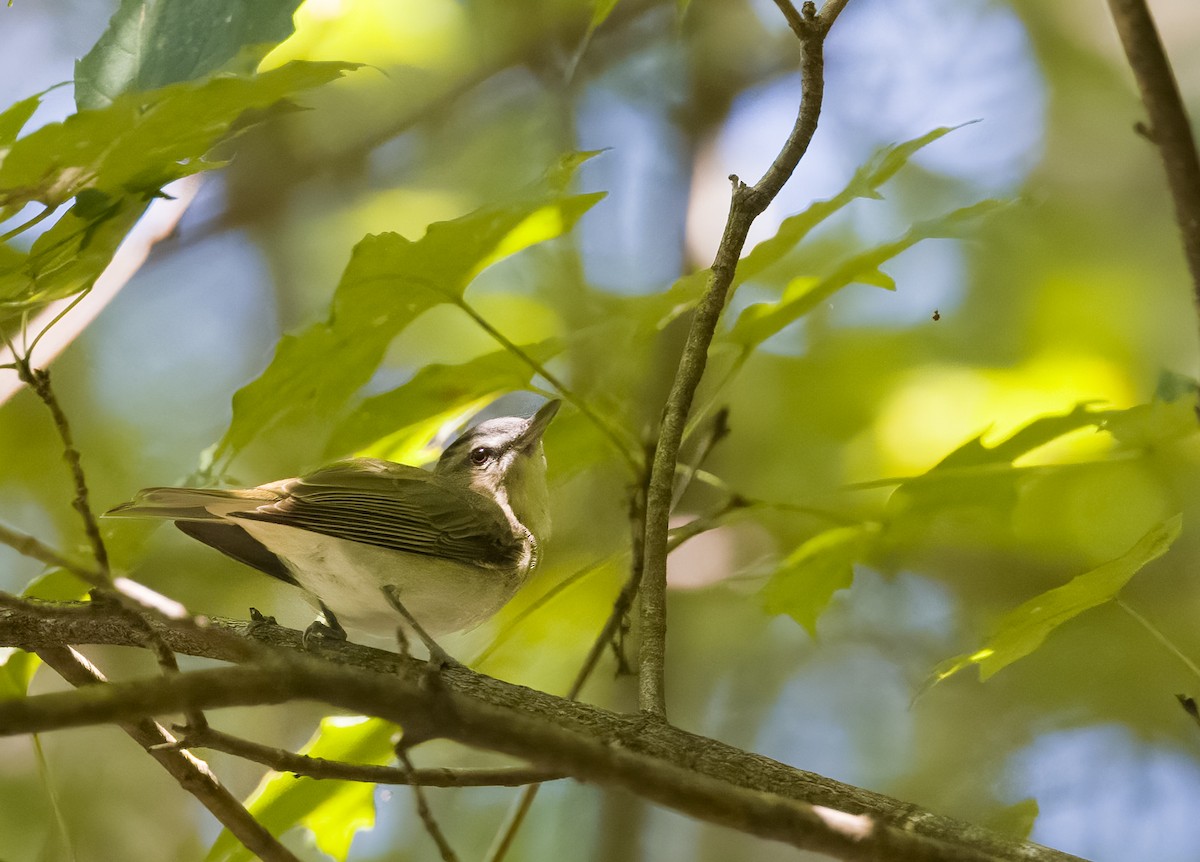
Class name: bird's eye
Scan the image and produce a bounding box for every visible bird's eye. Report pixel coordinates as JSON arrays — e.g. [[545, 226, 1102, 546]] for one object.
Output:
[[469, 447, 492, 465]]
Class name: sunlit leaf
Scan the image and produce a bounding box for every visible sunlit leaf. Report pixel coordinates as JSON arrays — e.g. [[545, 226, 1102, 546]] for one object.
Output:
[[925, 514, 1182, 686], [75, 0, 306, 109], [207, 716, 395, 862], [727, 199, 1006, 350], [0, 192, 141, 314], [325, 338, 563, 458], [215, 179, 601, 466], [884, 403, 1119, 514], [762, 524, 877, 635], [0, 61, 356, 209]]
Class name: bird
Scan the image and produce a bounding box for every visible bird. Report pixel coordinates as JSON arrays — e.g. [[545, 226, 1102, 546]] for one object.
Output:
[[105, 399, 560, 661]]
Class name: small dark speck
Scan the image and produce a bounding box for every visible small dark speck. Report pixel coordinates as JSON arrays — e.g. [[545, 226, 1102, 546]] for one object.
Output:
[[931, 309, 941, 321]]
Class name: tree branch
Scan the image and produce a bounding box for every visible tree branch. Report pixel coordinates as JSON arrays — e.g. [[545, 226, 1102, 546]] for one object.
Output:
[[33, 645, 299, 862], [189, 726, 560, 787], [0, 602, 1087, 862], [638, 0, 838, 719], [1104, 0, 1200, 327]]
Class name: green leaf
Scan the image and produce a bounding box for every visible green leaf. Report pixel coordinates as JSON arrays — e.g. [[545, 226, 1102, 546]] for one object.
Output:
[[883, 403, 1119, 515], [0, 62, 352, 319], [762, 524, 877, 635], [590, 0, 621, 29], [633, 128, 974, 332], [926, 514, 1182, 686], [727, 199, 1006, 350], [214, 178, 602, 466], [75, 0, 306, 110], [325, 338, 563, 458], [0, 192, 141, 315], [0, 60, 356, 209], [0, 90, 45, 149], [734, 124, 974, 288], [208, 716, 395, 862]]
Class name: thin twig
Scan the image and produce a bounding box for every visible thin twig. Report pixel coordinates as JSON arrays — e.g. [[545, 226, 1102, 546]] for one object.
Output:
[[0, 522, 102, 584], [638, 0, 841, 719], [187, 726, 560, 785], [1105, 0, 1200, 324], [34, 645, 299, 862], [11, 359, 109, 576], [396, 748, 460, 862]]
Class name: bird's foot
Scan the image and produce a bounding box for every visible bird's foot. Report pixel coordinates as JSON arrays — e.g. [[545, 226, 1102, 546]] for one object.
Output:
[[303, 606, 348, 650], [246, 607, 277, 637]]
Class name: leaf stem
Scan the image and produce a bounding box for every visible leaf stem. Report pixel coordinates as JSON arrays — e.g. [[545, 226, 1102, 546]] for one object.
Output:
[[0, 204, 57, 244], [1117, 599, 1200, 682], [453, 296, 639, 472]]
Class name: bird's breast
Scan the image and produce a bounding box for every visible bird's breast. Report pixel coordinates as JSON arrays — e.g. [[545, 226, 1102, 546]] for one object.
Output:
[[236, 521, 528, 638]]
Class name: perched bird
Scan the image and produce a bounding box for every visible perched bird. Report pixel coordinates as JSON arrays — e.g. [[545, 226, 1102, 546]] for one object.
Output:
[[106, 400, 560, 657]]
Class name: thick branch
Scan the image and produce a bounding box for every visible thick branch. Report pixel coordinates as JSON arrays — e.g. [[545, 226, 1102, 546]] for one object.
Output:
[[1105, 0, 1200, 324], [639, 0, 835, 719], [0, 603, 1086, 862]]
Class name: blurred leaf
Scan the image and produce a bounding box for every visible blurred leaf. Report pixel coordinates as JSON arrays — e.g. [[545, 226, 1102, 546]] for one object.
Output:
[[0, 90, 44, 149], [0, 649, 37, 700], [0, 192, 141, 316], [984, 798, 1039, 840], [762, 524, 877, 635], [590, 0, 621, 29], [734, 125, 973, 288], [326, 338, 563, 458], [0, 60, 356, 209], [208, 716, 394, 862], [1153, 369, 1200, 402], [728, 199, 1006, 350], [216, 178, 601, 466], [926, 514, 1182, 686], [887, 403, 1119, 514], [1102, 398, 1198, 449], [75, 0, 305, 110]]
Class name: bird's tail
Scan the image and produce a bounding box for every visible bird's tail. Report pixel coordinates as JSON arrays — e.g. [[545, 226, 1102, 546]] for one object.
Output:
[[104, 487, 275, 521]]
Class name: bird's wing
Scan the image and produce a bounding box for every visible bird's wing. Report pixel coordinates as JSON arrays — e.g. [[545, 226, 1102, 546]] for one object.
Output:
[[230, 460, 525, 569]]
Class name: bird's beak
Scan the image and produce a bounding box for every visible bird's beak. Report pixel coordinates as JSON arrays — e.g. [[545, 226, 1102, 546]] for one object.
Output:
[[516, 399, 561, 452]]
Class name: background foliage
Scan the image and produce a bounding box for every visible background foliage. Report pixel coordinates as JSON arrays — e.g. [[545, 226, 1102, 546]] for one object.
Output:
[[2, 1, 1200, 860]]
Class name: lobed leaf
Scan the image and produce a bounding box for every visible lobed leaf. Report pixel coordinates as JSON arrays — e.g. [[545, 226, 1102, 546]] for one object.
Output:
[[925, 514, 1182, 687], [216, 172, 601, 466], [0, 61, 356, 209], [762, 524, 878, 636], [75, 0, 305, 110], [727, 199, 1006, 350], [325, 338, 563, 459], [734, 124, 974, 288]]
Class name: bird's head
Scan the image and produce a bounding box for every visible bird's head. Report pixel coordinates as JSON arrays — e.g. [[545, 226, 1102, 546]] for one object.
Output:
[[435, 399, 561, 540]]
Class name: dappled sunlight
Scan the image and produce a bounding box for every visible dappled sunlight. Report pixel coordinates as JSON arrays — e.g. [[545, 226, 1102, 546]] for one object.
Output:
[[870, 353, 1136, 477], [261, 0, 469, 70]]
